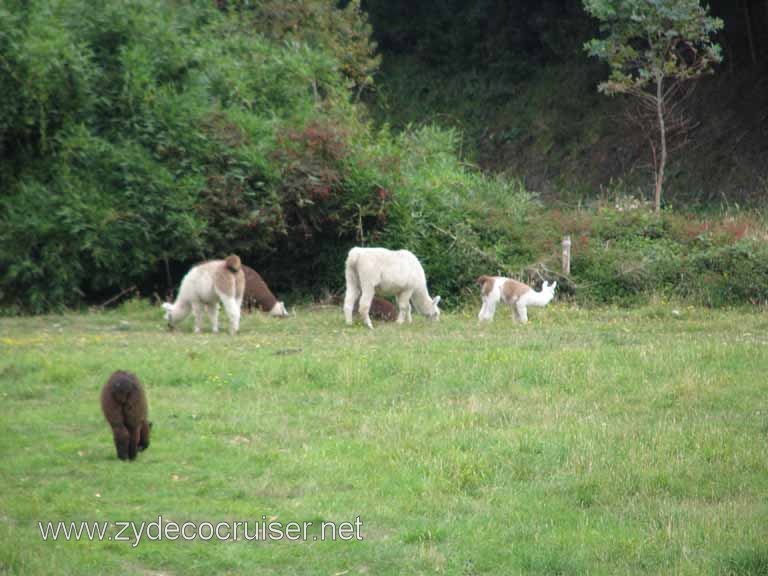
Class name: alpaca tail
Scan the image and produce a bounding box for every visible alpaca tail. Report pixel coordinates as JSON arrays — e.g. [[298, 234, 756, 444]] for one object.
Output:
[[344, 248, 361, 291], [225, 254, 242, 273]]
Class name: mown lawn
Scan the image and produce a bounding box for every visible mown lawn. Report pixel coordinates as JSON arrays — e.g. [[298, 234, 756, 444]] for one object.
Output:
[[1, 300, 767, 575]]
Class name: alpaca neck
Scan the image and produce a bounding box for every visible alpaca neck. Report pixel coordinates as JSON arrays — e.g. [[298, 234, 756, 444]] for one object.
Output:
[[525, 289, 552, 307], [170, 300, 191, 322], [411, 287, 433, 315], [258, 294, 278, 312]]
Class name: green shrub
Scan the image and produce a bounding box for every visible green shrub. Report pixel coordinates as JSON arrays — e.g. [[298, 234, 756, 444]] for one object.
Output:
[[679, 240, 768, 307], [542, 208, 768, 307], [570, 236, 684, 304], [0, 125, 207, 312], [0, 0, 384, 311]]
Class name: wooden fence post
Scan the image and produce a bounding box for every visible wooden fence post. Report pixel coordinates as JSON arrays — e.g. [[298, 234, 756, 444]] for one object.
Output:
[[562, 235, 571, 276]]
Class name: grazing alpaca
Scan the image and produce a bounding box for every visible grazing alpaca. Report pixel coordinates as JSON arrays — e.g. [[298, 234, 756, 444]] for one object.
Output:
[[242, 266, 288, 317], [353, 296, 398, 322], [477, 275, 556, 323], [162, 255, 245, 335], [369, 297, 398, 321], [101, 371, 151, 461], [343, 247, 441, 329]]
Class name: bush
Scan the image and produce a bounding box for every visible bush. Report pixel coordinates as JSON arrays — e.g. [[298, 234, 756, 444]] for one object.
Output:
[[215, 0, 380, 92], [0, 0, 383, 311], [570, 236, 684, 304], [679, 240, 768, 307], [0, 125, 207, 312]]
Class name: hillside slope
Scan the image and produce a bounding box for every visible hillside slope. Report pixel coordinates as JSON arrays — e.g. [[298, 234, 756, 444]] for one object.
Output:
[[369, 57, 768, 208]]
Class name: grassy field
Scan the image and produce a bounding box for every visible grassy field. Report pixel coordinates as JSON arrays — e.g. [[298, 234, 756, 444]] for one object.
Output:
[[1, 300, 767, 575]]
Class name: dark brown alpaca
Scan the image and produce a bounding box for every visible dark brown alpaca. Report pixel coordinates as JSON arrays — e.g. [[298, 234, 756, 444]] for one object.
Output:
[[242, 265, 288, 316], [101, 371, 151, 461], [354, 296, 397, 321], [370, 297, 397, 321]]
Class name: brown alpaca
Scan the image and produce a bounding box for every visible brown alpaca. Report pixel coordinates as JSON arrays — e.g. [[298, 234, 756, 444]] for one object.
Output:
[[369, 297, 397, 321], [353, 296, 398, 321], [101, 371, 151, 461], [242, 266, 288, 316]]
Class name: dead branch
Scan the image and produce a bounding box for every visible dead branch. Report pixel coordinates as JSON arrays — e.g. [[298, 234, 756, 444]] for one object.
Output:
[[100, 286, 137, 309]]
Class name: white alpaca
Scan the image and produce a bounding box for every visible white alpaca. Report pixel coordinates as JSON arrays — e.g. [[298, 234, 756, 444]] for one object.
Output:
[[477, 275, 556, 323], [343, 247, 441, 329], [162, 255, 245, 335]]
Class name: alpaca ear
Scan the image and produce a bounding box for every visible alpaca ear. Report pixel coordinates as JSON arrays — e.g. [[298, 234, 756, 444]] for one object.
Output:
[[542, 280, 549, 289], [433, 295, 441, 306], [162, 302, 173, 311], [551, 281, 557, 291]]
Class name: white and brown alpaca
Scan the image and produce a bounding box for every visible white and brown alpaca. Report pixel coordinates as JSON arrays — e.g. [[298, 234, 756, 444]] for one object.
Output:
[[162, 255, 245, 334], [242, 266, 288, 317], [477, 275, 556, 323], [343, 247, 441, 329]]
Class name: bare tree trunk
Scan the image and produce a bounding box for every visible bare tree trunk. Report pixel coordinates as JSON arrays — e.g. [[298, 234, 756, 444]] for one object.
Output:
[[765, 0, 768, 31], [743, 0, 758, 64], [654, 75, 667, 215]]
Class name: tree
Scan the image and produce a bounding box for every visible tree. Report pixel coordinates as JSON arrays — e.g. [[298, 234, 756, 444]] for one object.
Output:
[[583, 0, 723, 213]]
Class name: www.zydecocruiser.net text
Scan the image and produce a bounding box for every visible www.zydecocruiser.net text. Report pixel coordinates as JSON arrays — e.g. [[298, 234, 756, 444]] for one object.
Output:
[[38, 516, 364, 547]]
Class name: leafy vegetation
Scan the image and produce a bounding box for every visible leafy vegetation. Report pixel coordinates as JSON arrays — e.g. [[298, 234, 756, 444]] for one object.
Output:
[[0, 0, 538, 312], [216, 0, 380, 93], [0, 0, 387, 311]]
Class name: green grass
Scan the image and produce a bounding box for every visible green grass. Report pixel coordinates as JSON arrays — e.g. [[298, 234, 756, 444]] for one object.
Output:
[[1, 300, 767, 575]]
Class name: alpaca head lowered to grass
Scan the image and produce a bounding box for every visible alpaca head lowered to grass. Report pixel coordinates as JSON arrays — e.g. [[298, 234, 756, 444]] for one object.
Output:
[[242, 266, 289, 317]]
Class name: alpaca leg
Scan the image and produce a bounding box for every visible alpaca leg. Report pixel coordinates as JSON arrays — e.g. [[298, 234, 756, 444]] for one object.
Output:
[[192, 302, 203, 333], [515, 301, 528, 324], [396, 291, 412, 324], [479, 294, 498, 321], [128, 426, 141, 460], [343, 273, 360, 325], [139, 421, 151, 451], [358, 288, 375, 329], [396, 292, 412, 323], [220, 296, 241, 335], [111, 425, 131, 461], [478, 296, 490, 321], [207, 303, 220, 333]]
